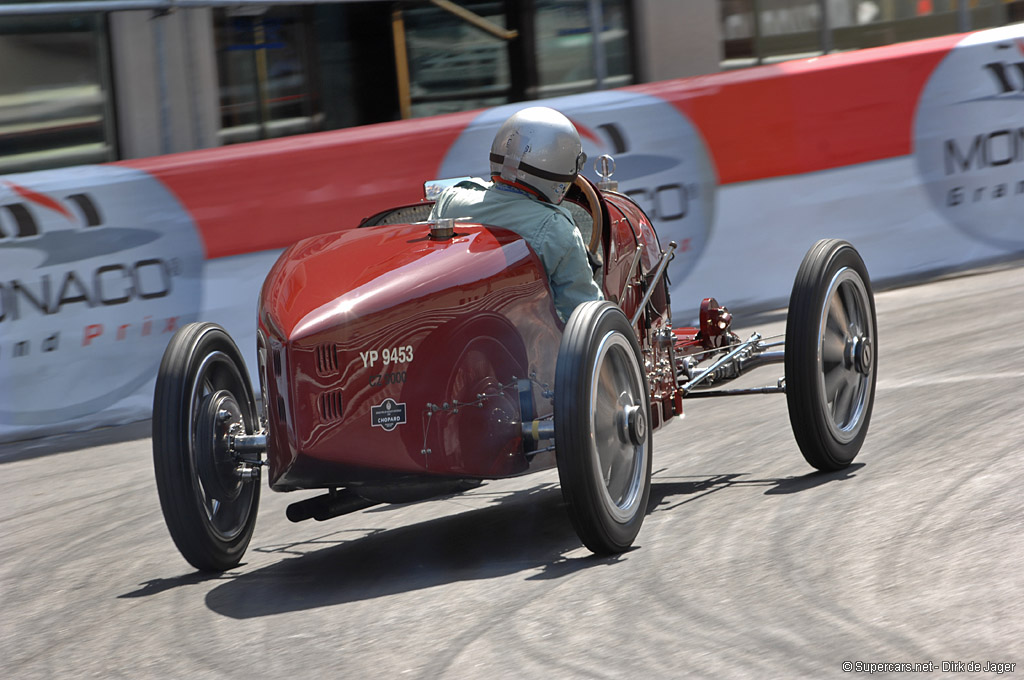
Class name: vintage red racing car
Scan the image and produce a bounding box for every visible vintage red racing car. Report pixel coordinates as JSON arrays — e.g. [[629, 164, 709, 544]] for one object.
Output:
[[152, 158, 878, 571]]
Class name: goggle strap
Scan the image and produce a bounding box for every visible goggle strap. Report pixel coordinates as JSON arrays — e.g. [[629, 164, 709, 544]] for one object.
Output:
[[489, 153, 578, 183]]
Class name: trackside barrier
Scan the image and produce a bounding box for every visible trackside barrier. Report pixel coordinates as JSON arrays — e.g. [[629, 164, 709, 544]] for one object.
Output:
[[1, 24, 1022, 442]]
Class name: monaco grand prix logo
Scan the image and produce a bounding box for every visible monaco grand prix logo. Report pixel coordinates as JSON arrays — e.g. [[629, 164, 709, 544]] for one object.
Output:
[[0, 167, 203, 427], [437, 91, 718, 287], [914, 26, 1024, 249]]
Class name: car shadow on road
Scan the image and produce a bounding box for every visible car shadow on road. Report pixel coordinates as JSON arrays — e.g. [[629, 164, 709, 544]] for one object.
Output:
[[200, 482, 625, 619], [121, 463, 863, 617], [118, 570, 229, 599], [648, 463, 864, 512]]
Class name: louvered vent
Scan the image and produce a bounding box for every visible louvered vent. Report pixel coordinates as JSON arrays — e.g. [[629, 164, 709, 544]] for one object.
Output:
[[315, 343, 338, 375], [317, 390, 344, 422]]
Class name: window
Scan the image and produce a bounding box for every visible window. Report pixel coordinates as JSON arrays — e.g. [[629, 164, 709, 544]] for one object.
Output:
[[0, 15, 115, 174], [403, 1, 512, 118], [722, 0, 825, 67], [534, 0, 634, 97], [399, 0, 635, 118], [214, 7, 321, 144]]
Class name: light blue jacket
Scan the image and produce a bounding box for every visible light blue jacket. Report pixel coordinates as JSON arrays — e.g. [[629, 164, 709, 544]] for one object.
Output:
[[429, 180, 603, 322]]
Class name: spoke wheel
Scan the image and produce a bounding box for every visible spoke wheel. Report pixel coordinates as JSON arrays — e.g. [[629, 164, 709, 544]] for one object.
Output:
[[555, 301, 652, 554], [153, 323, 260, 572], [785, 240, 877, 471]]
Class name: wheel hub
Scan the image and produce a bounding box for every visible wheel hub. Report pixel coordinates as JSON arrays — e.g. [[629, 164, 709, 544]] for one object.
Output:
[[196, 390, 246, 502], [623, 404, 646, 446], [846, 335, 872, 375]]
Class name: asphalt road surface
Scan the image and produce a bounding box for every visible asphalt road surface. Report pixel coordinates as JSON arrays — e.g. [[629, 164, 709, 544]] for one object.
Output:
[[2, 262, 1022, 679]]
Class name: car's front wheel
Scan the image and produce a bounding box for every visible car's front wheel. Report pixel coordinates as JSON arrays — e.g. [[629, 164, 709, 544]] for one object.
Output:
[[152, 323, 260, 572], [785, 240, 877, 471]]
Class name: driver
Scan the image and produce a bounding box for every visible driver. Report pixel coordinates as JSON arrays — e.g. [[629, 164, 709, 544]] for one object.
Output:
[[429, 106, 603, 323]]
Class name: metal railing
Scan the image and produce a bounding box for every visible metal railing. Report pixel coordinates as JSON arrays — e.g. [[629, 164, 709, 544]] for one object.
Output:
[[0, 0, 366, 17], [723, 0, 977, 68]]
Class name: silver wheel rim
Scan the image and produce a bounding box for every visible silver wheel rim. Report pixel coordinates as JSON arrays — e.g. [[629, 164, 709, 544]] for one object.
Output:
[[187, 349, 255, 542], [588, 331, 649, 523], [816, 267, 874, 444]]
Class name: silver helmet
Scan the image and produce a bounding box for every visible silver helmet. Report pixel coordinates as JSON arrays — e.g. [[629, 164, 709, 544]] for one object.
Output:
[[489, 106, 585, 204]]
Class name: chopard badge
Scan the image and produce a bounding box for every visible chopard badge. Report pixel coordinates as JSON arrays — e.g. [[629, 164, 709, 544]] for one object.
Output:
[[371, 398, 407, 431]]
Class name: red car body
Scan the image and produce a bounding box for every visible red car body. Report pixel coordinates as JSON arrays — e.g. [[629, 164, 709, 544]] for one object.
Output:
[[257, 182, 680, 492]]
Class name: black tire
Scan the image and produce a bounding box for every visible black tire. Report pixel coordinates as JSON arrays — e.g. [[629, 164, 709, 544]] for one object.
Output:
[[785, 240, 877, 471], [152, 322, 260, 571], [555, 301, 653, 554]]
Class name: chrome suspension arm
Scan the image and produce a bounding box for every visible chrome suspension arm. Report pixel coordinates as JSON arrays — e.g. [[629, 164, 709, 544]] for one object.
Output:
[[680, 333, 763, 394], [678, 333, 787, 396], [631, 240, 677, 327]]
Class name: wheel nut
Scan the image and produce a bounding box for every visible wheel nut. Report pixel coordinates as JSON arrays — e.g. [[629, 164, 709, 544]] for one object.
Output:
[[855, 337, 872, 375], [624, 405, 646, 446]]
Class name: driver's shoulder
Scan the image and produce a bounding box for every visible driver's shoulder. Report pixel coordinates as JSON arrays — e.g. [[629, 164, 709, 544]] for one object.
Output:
[[537, 203, 578, 234], [529, 208, 583, 256]]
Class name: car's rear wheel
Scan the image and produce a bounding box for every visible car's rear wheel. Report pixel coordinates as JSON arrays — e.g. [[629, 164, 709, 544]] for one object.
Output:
[[555, 301, 652, 554], [152, 322, 260, 572], [785, 240, 877, 471]]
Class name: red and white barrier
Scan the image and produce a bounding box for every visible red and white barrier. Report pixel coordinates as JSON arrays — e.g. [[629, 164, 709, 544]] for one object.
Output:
[[2, 24, 1021, 442]]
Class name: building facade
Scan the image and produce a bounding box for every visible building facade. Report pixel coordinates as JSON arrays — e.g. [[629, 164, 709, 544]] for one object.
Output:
[[1, 0, 1021, 175]]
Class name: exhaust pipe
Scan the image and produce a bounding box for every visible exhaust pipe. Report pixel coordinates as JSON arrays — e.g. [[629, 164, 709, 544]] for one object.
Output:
[[286, 488, 378, 522]]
